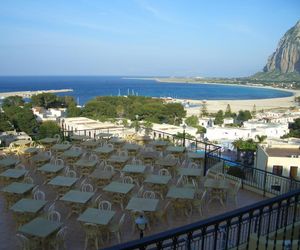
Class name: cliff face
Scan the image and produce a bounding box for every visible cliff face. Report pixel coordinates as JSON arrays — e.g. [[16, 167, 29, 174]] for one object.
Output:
[[264, 20, 300, 74]]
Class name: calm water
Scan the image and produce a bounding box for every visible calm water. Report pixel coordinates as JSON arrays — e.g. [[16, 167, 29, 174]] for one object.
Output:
[[0, 76, 292, 105]]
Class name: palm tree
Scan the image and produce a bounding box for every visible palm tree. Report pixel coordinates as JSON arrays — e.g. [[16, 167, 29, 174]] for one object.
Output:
[[255, 135, 267, 144]]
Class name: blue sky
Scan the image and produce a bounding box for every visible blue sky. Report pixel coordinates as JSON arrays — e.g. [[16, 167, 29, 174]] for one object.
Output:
[[0, 0, 299, 77]]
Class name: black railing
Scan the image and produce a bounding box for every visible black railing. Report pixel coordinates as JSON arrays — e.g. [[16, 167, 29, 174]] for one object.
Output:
[[206, 155, 300, 197], [103, 189, 300, 250]]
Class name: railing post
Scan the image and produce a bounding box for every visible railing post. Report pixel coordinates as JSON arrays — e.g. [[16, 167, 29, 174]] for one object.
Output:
[[263, 171, 267, 197], [204, 144, 207, 176]]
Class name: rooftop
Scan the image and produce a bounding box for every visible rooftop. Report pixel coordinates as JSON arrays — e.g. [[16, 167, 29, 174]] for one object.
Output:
[[266, 147, 300, 157]]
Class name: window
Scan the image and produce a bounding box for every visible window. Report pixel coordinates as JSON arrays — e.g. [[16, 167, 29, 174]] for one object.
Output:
[[272, 165, 283, 176], [290, 166, 298, 179]]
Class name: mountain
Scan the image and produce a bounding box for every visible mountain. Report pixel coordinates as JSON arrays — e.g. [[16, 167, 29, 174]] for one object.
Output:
[[252, 20, 300, 82]]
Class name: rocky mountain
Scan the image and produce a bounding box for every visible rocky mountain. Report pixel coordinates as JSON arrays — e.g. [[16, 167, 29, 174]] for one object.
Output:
[[264, 20, 300, 74]]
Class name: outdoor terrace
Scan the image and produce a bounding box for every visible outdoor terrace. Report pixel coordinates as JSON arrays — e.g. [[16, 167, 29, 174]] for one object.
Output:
[[0, 128, 299, 250]]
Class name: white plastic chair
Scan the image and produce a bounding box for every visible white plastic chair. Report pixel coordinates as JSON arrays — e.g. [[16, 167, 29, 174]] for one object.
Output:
[[122, 176, 133, 184], [98, 200, 112, 210], [143, 191, 156, 199], [81, 183, 94, 192], [159, 168, 170, 176], [55, 158, 64, 166], [33, 189, 46, 200], [48, 210, 61, 222]]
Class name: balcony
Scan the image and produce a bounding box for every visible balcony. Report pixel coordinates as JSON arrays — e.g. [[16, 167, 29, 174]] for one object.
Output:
[[0, 127, 299, 249]]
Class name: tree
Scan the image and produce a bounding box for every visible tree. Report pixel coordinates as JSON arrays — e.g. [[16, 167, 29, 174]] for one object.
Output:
[[67, 103, 82, 117], [2, 96, 24, 108], [224, 104, 232, 118], [237, 110, 252, 122], [39, 121, 61, 138], [255, 135, 267, 143], [196, 125, 206, 134], [214, 110, 224, 125], [142, 121, 153, 136], [200, 101, 208, 117], [0, 113, 13, 132], [185, 115, 199, 127], [251, 104, 257, 117], [31, 93, 57, 108], [116, 105, 125, 118]]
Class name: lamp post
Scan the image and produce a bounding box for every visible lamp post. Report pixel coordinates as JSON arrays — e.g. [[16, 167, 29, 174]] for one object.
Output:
[[135, 214, 148, 239], [182, 124, 186, 147]]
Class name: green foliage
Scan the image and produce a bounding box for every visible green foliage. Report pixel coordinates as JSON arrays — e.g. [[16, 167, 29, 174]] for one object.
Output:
[[31, 93, 76, 109], [224, 104, 232, 118], [227, 167, 245, 179], [200, 101, 208, 117], [0, 113, 13, 132], [214, 110, 224, 125], [237, 110, 252, 122], [185, 115, 199, 127], [3, 106, 39, 134], [255, 135, 267, 143], [66, 103, 82, 117], [39, 121, 61, 138], [232, 138, 257, 151], [176, 132, 195, 140], [283, 118, 300, 138], [2, 96, 24, 108], [196, 125, 206, 134], [79, 96, 185, 126]]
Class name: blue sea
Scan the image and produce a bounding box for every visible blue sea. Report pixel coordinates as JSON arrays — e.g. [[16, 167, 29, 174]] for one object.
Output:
[[0, 76, 292, 105]]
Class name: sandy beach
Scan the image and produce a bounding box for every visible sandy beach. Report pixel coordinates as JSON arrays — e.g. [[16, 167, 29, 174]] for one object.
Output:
[[154, 79, 300, 114]]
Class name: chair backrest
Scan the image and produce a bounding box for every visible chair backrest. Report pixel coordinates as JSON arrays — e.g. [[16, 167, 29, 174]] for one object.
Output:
[[214, 172, 225, 180], [122, 176, 133, 184], [55, 158, 64, 166], [48, 210, 61, 222], [54, 134, 61, 142], [119, 213, 126, 227], [104, 165, 114, 172], [143, 191, 156, 199], [106, 143, 114, 149], [119, 150, 128, 157], [56, 226, 67, 241], [62, 141, 70, 145], [72, 146, 81, 151], [166, 154, 175, 160], [15, 164, 26, 170], [33, 189, 45, 200], [158, 168, 170, 176], [132, 158, 142, 165], [23, 176, 34, 184], [81, 183, 94, 192], [94, 194, 103, 207], [89, 154, 98, 161], [188, 163, 198, 168], [16, 233, 30, 249], [48, 202, 56, 212], [98, 200, 112, 210], [45, 150, 52, 157], [137, 185, 144, 197], [66, 169, 77, 178], [234, 179, 242, 193]]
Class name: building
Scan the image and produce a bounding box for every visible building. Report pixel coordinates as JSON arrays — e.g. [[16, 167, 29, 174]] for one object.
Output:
[[60, 117, 126, 137], [255, 143, 300, 179], [32, 107, 66, 122]]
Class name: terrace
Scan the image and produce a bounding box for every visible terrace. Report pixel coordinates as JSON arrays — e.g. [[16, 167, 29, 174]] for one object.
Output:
[[0, 127, 299, 250]]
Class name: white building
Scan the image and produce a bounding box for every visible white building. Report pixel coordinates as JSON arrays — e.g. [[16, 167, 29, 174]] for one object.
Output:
[[32, 107, 66, 122], [205, 121, 288, 143], [255, 144, 300, 179], [60, 117, 125, 138]]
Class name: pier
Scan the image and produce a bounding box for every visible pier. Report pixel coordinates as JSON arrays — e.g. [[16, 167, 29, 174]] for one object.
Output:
[[0, 89, 73, 99]]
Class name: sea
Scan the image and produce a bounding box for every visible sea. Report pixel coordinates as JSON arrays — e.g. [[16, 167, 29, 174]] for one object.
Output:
[[0, 76, 292, 105]]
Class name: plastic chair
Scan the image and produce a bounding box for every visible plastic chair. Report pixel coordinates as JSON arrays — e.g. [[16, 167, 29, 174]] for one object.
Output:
[[33, 189, 46, 200], [108, 213, 126, 243], [23, 176, 34, 184], [159, 168, 170, 176], [15, 164, 26, 170], [48, 210, 61, 222], [83, 223, 101, 250], [122, 176, 133, 184], [98, 200, 112, 210], [81, 183, 94, 192], [16, 233, 38, 250], [50, 226, 68, 250], [55, 158, 64, 166], [143, 190, 156, 199]]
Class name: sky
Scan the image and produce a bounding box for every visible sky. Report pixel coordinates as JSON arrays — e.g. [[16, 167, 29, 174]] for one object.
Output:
[[0, 0, 299, 77]]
